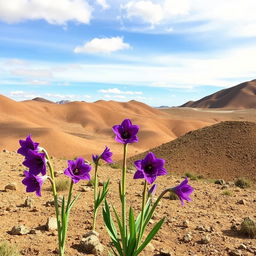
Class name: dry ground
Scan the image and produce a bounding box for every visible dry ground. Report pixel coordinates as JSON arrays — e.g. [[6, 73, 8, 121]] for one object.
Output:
[[0, 151, 256, 256]]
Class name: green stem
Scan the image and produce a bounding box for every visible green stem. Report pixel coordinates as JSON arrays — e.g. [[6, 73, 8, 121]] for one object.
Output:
[[138, 181, 147, 245], [92, 162, 99, 231], [121, 144, 128, 238], [42, 149, 62, 256], [60, 180, 74, 255], [144, 188, 171, 226]]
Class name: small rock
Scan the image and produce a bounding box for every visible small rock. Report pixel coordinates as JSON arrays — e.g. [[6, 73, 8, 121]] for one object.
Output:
[[237, 199, 246, 205], [80, 232, 104, 255], [182, 233, 192, 243], [3, 149, 9, 153], [81, 186, 92, 192], [158, 248, 172, 256], [10, 225, 30, 235], [145, 242, 155, 252], [24, 197, 34, 208], [182, 220, 189, 228], [229, 249, 242, 256], [200, 235, 211, 244], [215, 179, 225, 185], [5, 183, 17, 191], [45, 197, 63, 207], [221, 185, 229, 189], [238, 244, 247, 250], [46, 217, 58, 231]]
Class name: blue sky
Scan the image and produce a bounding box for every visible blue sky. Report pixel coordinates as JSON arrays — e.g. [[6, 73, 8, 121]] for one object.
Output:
[[0, 0, 255, 106]]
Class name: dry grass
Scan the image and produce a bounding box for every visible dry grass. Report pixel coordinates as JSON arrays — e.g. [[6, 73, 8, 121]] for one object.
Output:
[[240, 217, 256, 238], [0, 241, 20, 256]]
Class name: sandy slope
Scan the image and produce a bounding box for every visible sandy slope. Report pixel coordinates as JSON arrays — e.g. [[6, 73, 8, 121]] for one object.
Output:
[[0, 95, 213, 159], [181, 79, 256, 109]]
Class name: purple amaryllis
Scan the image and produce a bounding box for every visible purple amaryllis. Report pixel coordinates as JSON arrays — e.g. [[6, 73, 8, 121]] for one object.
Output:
[[23, 150, 47, 176], [17, 135, 39, 157], [133, 152, 167, 184], [22, 171, 47, 197], [172, 178, 194, 205], [64, 157, 91, 184], [112, 119, 139, 144], [92, 146, 113, 164]]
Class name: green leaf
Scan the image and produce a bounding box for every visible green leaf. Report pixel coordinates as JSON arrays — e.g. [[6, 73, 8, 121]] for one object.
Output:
[[135, 218, 165, 255], [126, 207, 137, 256]]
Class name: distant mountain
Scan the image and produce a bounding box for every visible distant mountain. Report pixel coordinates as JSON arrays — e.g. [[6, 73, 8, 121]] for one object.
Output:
[[155, 105, 170, 109], [32, 97, 54, 103], [56, 100, 71, 104], [181, 79, 256, 109]]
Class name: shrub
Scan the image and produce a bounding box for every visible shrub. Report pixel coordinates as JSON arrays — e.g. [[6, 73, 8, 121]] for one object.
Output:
[[221, 190, 232, 196], [184, 172, 200, 180], [0, 241, 20, 256], [240, 217, 256, 238], [55, 178, 70, 192], [109, 162, 121, 169], [235, 178, 250, 189]]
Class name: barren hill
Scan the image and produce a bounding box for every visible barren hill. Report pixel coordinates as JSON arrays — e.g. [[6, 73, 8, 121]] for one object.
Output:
[[181, 79, 256, 109], [128, 121, 256, 182], [0, 95, 209, 159]]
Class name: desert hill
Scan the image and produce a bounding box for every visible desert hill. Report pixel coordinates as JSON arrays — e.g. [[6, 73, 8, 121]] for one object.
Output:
[[0, 95, 210, 159], [181, 79, 256, 109], [127, 121, 256, 182]]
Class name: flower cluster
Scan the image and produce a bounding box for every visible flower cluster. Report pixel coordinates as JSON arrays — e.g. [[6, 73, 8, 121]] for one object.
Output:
[[18, 135, 47, 196]]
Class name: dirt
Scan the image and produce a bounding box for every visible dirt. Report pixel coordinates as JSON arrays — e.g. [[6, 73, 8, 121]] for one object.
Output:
[[0, 150, 256, 256]]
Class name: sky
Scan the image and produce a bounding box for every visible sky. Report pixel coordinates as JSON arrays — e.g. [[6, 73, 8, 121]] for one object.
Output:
[[0, 0, 255, 106]]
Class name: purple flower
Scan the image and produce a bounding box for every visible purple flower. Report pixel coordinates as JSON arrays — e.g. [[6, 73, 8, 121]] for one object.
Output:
[[64, 157, 91, 184], [92, 146, 113, 164], [22, 171, 46, 197], [112, 119, 139, 144], [23, 150, 47, 176], [133, 152, 167, 184], [172, 178, 194, 205], [17, 135, 39, 157], [148, 184, 157, 196]]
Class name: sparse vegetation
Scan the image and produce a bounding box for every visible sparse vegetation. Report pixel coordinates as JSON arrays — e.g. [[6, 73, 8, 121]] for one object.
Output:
[[55, 178, 70, 192], [235, 178, 251, 189], [184, 172, 203, 180], [221, 190, 232, 196], [109, 162, 121, 169], [0, 241, 20, 256], [240, 217, 256, 238]]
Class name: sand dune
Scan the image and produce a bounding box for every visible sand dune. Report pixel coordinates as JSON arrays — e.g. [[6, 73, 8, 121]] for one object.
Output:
[[0, 95, 211, 159], [128, 121, 256, 182], [1, 94, 255, 160], [181, 79, 256, 109]]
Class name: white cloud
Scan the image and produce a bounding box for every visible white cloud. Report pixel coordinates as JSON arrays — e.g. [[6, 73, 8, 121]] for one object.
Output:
[[0, 0, 92, 25], [123, 0, 256, 37], [98, 88, 142, 95], [11, 68, 52, 78], [96, 0, 109, 9], [74, 37, 131, 54], [124, 1, 164, 25]]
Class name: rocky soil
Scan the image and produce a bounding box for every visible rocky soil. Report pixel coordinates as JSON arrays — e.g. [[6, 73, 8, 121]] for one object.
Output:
[[0, 150, 256, 256]]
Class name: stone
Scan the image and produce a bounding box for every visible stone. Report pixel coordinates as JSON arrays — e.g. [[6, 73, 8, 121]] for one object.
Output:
[[182, 233, 192, 243], [45, 197, 63, 207], [80, 232, 104, 255], [237, 199, 246, 205], [10, 225, 30, 235], [182, 220, 189, 228], [238, 244, 247, 250], [24, 197, 34, 208], [215, 179, 225, 185], [5, 183, 17, 191], [145, 242, 155, 252], [229, 249, 242, 256], [46, 217, 58, 231], [158, 248, 172, 256], [200, 235, 211, 244]]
